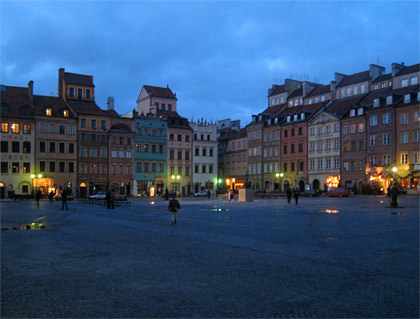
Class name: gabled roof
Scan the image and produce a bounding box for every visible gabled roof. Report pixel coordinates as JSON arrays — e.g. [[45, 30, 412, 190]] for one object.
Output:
[[372, 73, 392, 83], [143, 85, 177, 100], [66, 100, 108, 116], [395, 63, 420, 77], [336, 70, 369, 88], [269, 84, 286, 96], [262, 103, 286, 115], [306, 84, 331, 97], [157, 110, 191, 130], [33, 95, 75, 118], [326, 94, 368, 118], [110, 123, 131, 132], [0, 85, 34, 118], [287, 88, 303, 99], [63, 72, 94, 86]]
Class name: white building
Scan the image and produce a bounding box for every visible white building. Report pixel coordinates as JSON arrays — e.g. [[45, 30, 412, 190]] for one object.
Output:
[[190, 119, 218, 194]]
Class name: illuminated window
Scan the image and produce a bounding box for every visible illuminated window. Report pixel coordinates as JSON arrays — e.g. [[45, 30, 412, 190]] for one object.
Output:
[[23, 124, 31, 134], [12, 162, 19, 173], [11, 123, 20, 134], [63, 110, 69, 117], [46, 108, 52, 116], [1, 122, 8, 133], [401, 153, 408, 164]]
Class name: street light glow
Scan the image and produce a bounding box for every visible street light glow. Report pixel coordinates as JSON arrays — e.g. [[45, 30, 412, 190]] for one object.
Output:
[[30, 174, 35, 178], [392, 167, 398, 173], [37, 174, 42, 178]]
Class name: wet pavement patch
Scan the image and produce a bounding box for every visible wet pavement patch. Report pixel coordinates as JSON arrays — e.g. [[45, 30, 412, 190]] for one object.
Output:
[[324, 209, 340, 214], [1, 223, 47, 231], [390, 212, 406, 215]]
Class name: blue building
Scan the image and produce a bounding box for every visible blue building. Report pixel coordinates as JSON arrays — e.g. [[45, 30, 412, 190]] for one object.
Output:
[[130, 111, 168, 196]]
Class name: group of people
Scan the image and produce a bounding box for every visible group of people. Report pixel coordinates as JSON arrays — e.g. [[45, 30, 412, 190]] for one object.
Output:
[[35, 187, 70, 210], [286, 187, 300, 205]]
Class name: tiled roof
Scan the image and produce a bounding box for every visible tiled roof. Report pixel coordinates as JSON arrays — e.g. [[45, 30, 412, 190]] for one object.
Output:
[[372, 73, 392, 83], [67, 100, 108, 116], [336, 70, 369, 88], [262, 103, 286, 115], [63, 72, 94, 86], [0, 85, 34, 118], [144, 85, 177, 99], [33, 95, 75, 118], [157, 110, 191, 129], [287, 88, 303, 98], [396, 63, 420, 76], [110, 123, 131, 132], [104, 109, 120, 118], [306, 84, 330, 97], [326, 94, 367, 117], [269, 84, 286, 96]]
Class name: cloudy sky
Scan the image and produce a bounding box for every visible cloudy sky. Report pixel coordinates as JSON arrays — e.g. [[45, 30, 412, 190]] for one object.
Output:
[[1, 1, 418, 126]]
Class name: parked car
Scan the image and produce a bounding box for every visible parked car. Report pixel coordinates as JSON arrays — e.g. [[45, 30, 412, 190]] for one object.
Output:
[[327, 188, 350, 197], [302, 189, 321, 197], [194, 190, 209, 197], [89, 192, 107, 200]]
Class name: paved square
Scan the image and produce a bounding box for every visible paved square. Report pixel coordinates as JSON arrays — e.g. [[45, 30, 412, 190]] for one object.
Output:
[[1, 195, 419, 318]]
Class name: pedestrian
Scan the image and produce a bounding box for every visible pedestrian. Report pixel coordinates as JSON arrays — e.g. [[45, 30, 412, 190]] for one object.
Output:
[[207, 189, 211, 198], [61, 188, 68, 210], [168, 196, 181, 225], [286, 187, 292, 204], [110, 189, 115, 209], [293, 188, 300, 205], [35, 189, 42, 206], [106, 190, 111, 209], [48, 190, 55, 202], [164, 188, 169, 201], [228, 190, 233, 202]]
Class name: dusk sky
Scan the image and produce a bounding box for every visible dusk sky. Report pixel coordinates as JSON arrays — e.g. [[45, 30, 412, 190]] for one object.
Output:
[[1, 1, 418, 126]]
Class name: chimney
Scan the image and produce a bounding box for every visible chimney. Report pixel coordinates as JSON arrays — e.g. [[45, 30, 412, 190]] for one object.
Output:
[[334, 72, 346, 85], [27, 80, 34, 103], [284, 79, 302, 94], [392, 62, 405, 76], [58, 68, 65, 98], [369, 64, 385, 82], [107, 97, 115, 111], [330, 80, 337, 101], [303, 81, 317, 98]]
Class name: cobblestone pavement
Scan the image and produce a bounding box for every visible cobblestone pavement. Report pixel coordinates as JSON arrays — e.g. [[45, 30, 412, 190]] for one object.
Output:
[[1, 195, 419, 318]]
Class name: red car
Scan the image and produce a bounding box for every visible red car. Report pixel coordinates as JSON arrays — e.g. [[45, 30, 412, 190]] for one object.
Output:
[[327, 188, 350, 197]]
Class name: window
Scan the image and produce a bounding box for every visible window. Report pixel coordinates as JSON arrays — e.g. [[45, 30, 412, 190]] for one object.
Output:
[[383, 134, 390, 145], [283, 163, 287, 172], [401, 132, 409, 144], [48, 123, 55, 134], [177, 151, 182, 160], [69, 143, 74, 153], [334, 123, 339, 132], [1, 141, 8, 153], [49, 161, 55, 172], [81, 119, 86, 128], [1, 162, 8, 173], [370, 115, 378, 126], [12, 141, 19, 153], [347, 87, 351, 97], [404, 94, 410, 103], [100, 120, 106, 130], [12, 162, 19, 173], [177, 134, 182, 141], [309, 142, 315, 152], [373, 98, 380, 107], [69, 162, 74, 173], [49, 142, 55, 153], [101, 135, 106, 143], [411, 77, 418, 85], [23, 142, 30, 153], [99, 147, 106, 158], [309, 159, 315, 170], [325, 125, 331, 134], [309, 127, 314, 136], [46, 108, 52, 116], [169, 150, 174, 160], [298, 127, 302, 135], [414, 153, 420, 164], [80, 132, 86, 141], [39, 141, 45, 152], [59, 162, 65, 173], [370, 156, 377, 166], [283, 145, 287, 154], [358, 123, 364, 132], [357, 108, 363, 116], [383, 155, 391, 165], [343, 125, 349, 135], [59, 124, 65, 134], [317, 141, 322, 151], [23, 124, 31, 134], [284, 130, 288, 137], [325, 140, 331, 150], [401, 113, 408, 124], [63, 110, 69, 117], [69, 87, 74, 97], [90, 134, 96, 142], [119, 151, 124, 158], [202, 148, 207, 156], [39, 161, 45, 172], [344, 161, 349, 171], [414, 131, 419, 143], [317, 159, 323, 170], [370, 135, 376, 146], [185, 151, 189, 160], [401, 153, 408, 164], [326, 159, 331, 169], [291, 128, 295, 136], [202, 165, 206, 173], [383, 113, 391, 124], [11, 123, 19, 134], [290, 162, 295, 172], [91, 120, 96, 129], [68, 125, 75, 135], [350, 124, 356, 134], [58, 143, 65, 153], [291, 144, 295, 153], [334, 138, 340, 149], [1, 122, 8, 133], [361, 84, 366, 93], [169, 134, 174, 141], [86, 89, 91, 99], [354, 86, 358, 95], [185, 135, 190, 142], [350, 109, 356, 117], [298, 143, 303, 152], [386, 96, 393, 105], [401, 79, 408, 87], [77, 88, 83, 99], [81, 148, 87, 157]]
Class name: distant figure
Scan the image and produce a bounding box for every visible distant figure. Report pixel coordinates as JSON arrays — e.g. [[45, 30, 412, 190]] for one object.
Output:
[[207, 189, 211, 198], [48, 191, 55, 202], [110, 189, 115, 209], [164, 188, 169, 201], [293, 188, 300, 205], [35, 189, 42, 206], [168, 196, 181, 225], [61, 188, 68, 210], [286, 187, 292, 204], [106, 190, 111, 209], [228, 190, 233, 202], [390, 182, 399, 208]]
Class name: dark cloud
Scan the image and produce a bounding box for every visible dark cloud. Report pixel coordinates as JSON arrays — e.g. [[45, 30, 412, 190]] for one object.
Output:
[[1, 1, 418, 127]]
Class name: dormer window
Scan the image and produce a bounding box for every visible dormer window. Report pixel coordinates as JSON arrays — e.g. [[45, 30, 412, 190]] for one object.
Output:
[[289, 101, 293, 107], [293, 114, 298, 121], [357, 107, 363, 116], [308, 99, 312, 105], [350, 109, 356, 117], [287, 116, 291, 122], [77, 88, 83, 99], [404, 94, 410, 103], [417, 92, 420, 101], [63, 110, 69, 117], [69, 87, 74, 97], [268, 119, 272, 125], [373, 98, 380, 107], [386, 96, 393, 105], [86, 89, 91, 99], [274, 117, 278, 124], [252, 115, 257, 123], [321, 95, 325, 102], [258, 115, 262, 121], [46, 108, 52, 116], [294, 99, 298, 106], [301, 113, 305, 120], [315, 97, 319, 103]]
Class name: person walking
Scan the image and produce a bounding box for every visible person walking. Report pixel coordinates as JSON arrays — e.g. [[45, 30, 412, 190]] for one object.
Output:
[[286, 187, 292, 204], [35, 189, 42, 206], [48, 190, 55, 202], [106, 190, 111, 209], [207, 189, 211, 198], [61, 188, 68, 210], [293, 188, 300, 205], [110, 189, 115, 209], [168, 196, 181, 225]]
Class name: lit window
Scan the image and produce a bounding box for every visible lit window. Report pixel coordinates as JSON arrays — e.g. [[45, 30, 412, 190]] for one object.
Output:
[[1, 122, 8, 133], [11, 123, 20, 134], [401, 153, 408, 164], [23, 124, 31, 134], [63, 110, 69, 117], [46, 108, 52, 116]]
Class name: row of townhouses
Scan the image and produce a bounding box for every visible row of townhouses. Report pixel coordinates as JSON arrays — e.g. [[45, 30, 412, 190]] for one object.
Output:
[[1, 62, 418, 198], [219, 62, 419, 194], [0, 69, 218, 198]]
